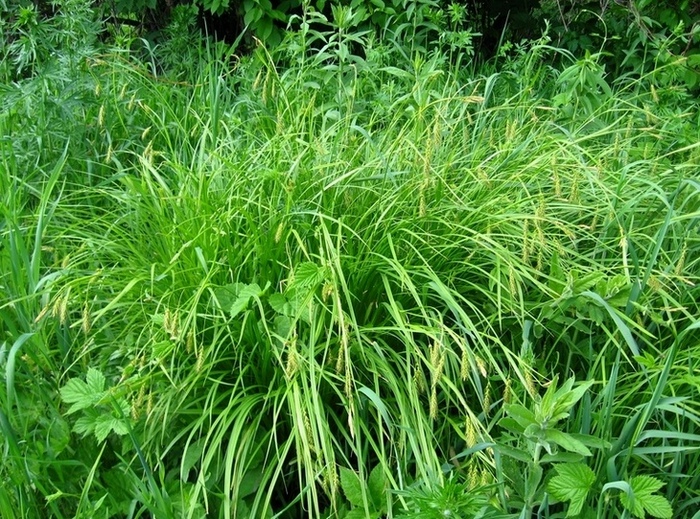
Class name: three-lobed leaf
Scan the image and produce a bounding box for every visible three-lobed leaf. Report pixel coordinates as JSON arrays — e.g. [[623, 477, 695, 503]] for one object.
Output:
[[547, 463, 595, 517], [620, 476, 672, 519], [60, 367, 106, 414]]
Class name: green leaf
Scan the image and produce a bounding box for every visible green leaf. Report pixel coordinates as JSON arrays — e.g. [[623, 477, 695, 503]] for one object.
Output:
[[503, 403, 537, 430], [93, 414, 127, 443], [547, 463, 595, 517], [85, 368, 106, 393], [269, 293, 291, 315], [345, 511, 371, 519], [231, 283, 262, 318], [620, 476, 672, 519], [74, 414, 97, 437], [339, 466, 364, 508], [367, 464, 386, 511], [544, 429, 592, 456], [639, 494, 673, 519], [630, 475, 664, 496], [292, 262, 324, 288], [60, 370, 105, 414], [212, 283, 245, 312], [620, 487, 645, 518]]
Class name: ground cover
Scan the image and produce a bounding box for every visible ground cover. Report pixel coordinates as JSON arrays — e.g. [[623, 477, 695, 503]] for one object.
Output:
[[1, 3, 699, 518]]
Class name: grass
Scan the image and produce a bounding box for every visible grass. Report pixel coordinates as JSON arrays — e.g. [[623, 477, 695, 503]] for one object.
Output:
[[1, 3, 699, 518]]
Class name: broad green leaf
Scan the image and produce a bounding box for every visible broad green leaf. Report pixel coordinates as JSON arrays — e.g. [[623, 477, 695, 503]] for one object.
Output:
[[60, 377, 101, 414], [231, 283, 262, 318], [620, 487, 645, 518], [345, 511, 374, 519], [94, 414, 127, 443], [292, 262, 324, 288], [547, 463, 595, 517], [239, 466, 264, 499], [540, 452, 583, 464], [503, 403, 537, 430], [620, 476, 672, 519], [638, 494, 672, 519], [182, 438, 205, 478], [339, 467, 364, 508], [629, 475, 664, 496], [85, 368, 106, 394], [494, 444, 531, 463], [269, 293, 291, 315], [74, 415, 97, 437], [553, 379, 593, 416], [545, 429, 592, 456], [367, 464, 386, 511], [212, 283, 245, 312]]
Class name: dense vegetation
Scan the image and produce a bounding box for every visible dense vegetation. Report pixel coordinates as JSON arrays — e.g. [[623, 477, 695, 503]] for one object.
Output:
[[1, 1, 699, 518]]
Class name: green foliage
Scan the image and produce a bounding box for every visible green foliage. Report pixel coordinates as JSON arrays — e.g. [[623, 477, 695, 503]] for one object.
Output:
[[339, 465, 387, 517], [60, 369, 132, 443], [537, 0, 700, 91], [618, 476, 673, 519], [1, 4, 700, 517], [548, 463, 596, 517]]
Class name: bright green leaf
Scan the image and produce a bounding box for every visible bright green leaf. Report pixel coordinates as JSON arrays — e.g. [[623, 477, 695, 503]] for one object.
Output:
[[231, 283, 262, 318], [339, 467, 364, 508], [60, 377, 102, 414], [367, 464, 386, 511], [639, 494, 673, 519], [547, 463, 595, 517], [545, 429, 592, 456]]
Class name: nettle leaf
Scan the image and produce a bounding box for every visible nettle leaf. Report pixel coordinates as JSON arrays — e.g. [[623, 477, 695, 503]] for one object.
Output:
[[547, 463, 595, 517], [339, 466, 364, 508], [620, 476, 672, 519], [74, 411, 99, 437], [60, 368, 105, 414], [212, 283, 245, 312]]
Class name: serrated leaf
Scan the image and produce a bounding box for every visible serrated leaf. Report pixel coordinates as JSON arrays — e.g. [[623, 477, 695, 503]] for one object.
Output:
[[339, 467, 364, 508], [545, 429, 592, 456], [367, 465, 386, 511], [620, 476, 672, 519], [231, 283, 262, 318], [60, 377, 102, 414], [212, 283, 245, 312], [630, 475, 665, 497], [639, 494, 672, 519], [345, 511, 371, 519], [94, 414, 127, 443], [269, 293, 290, 315], [292, 262, 324, 288], [74, 415, 96, 437], [620, 487, 645, 518], [86, 368, 106, 393], [547, 463, 595, 517]]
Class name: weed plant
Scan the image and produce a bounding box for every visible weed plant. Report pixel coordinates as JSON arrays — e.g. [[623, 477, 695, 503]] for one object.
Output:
[[1, 2, 699, 518]]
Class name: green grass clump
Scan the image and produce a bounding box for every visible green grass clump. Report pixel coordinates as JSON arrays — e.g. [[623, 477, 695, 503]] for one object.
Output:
[[1, 4, 699, 518]]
